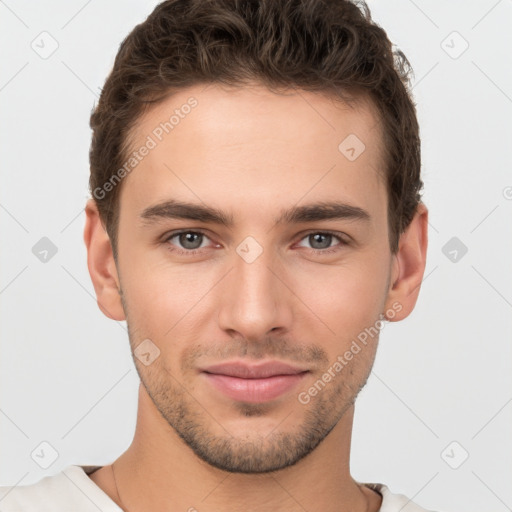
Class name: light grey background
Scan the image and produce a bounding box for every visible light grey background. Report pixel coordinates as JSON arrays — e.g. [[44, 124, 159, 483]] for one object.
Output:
[[1, 1, 511, 511]]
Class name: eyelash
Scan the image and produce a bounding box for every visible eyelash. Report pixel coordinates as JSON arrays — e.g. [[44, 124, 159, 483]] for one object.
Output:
[[162, 229, 348, 256]]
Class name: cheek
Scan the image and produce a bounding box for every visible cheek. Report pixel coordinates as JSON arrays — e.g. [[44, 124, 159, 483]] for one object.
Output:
[[290, 257, 389, 342], [119, 253, 218, 344]]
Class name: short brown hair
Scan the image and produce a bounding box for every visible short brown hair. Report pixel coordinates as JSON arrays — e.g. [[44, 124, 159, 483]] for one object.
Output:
[[89, 0, 422, 259]]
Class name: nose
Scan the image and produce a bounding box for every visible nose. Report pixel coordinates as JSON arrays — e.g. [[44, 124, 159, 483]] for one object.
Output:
[[217, 240, 293, 342]]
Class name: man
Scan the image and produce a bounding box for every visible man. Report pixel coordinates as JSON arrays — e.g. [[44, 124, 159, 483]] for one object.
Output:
[[0, 0, 435, 510]]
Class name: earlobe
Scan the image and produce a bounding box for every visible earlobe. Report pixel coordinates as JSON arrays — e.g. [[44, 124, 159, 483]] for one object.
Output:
[[384, 202, 428, 322], [83, 199, 126, 321]]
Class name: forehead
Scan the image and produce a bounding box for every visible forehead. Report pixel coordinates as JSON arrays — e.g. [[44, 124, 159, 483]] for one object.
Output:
[[120, 82, 386, 223]]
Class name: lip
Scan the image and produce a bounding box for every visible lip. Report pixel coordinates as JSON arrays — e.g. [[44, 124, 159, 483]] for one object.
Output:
[[201, 361, 309, 403]]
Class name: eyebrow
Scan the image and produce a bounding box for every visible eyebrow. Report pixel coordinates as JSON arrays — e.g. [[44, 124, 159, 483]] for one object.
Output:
[[140, 200, 233, 227], [139, 199, 371, 227]]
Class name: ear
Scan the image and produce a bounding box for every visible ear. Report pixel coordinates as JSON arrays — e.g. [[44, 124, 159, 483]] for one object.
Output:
[[383, 202, 428, 321], [83, 198, 126, 321]]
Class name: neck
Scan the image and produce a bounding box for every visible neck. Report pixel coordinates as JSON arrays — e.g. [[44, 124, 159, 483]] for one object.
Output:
[[100, 384, 381, 512]]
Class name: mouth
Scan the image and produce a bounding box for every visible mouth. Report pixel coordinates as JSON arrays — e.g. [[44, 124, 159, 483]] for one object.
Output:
[[200, 361, 310, 403]]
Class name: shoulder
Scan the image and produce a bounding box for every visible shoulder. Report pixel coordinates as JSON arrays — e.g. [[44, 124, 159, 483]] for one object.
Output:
[[365, 482, 442, 512], [0, 465, 120, 511]]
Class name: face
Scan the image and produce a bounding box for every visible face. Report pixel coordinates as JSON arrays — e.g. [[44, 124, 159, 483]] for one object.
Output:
[[114, 82, 397, 473]]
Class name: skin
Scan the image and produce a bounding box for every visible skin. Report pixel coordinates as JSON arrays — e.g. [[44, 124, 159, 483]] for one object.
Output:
[[84, 82, 428, 512]]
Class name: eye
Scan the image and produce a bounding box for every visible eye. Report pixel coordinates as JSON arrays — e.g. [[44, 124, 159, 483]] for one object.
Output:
[[296, 231, 347, 253], [163, 230, 213, 253]]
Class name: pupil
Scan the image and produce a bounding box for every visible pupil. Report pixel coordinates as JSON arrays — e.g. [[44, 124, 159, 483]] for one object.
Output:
[[311, 233, 331, 249], [180, 232, 202, 249]]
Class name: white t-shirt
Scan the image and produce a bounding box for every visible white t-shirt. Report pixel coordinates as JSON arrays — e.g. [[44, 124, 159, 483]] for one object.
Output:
[[0, 465, 438, 511]]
